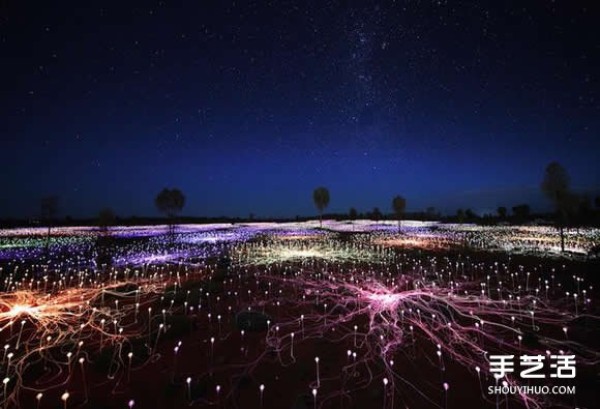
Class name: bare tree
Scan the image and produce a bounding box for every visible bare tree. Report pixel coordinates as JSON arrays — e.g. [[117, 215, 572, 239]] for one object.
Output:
[[541, 162, 575, 252], [41, 196, 58, 249], [96, 207, 116, 268], [456, 209, 465, 224], [155, 188, 186, 236], [371, 207, 382, 222], [98, 207, 116, 234], [312, 187, 330, 227], [349, 207, 358, 220], [391, 195, 406, 232]]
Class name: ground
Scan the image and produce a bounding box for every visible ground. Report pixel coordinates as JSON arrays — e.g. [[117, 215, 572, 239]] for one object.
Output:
[[0, 221, 598, 409]]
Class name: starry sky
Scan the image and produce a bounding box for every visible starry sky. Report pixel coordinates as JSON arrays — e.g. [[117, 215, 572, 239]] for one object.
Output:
[[1, 1, 599, 219]]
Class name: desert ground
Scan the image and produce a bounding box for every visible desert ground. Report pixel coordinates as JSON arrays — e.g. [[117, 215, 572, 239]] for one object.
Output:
[[0, 221, 598, 409]]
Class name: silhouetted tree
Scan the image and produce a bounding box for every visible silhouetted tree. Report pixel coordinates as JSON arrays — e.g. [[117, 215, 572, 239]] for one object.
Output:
[[312, 187, 330, 227], [41, 196, 58, 248], [371, 207, 382, 222], [391, 195, 406, 232], [426, 206, 437, 220], [349, 207, 358, 220], [512, 204, 530, 223], [497, 206, 507, 219], [96, 207, 116, 268], [595, 196, 600, 209], [465, 208, 477, 221], [456, 209, 465, 223], [98, 207, 116, 234], [541, 162, 575, 252], [155, 188, 186, 236]]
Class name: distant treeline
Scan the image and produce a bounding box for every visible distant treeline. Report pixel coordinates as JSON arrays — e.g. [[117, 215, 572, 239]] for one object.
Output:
[[2, 162, 599, 235], [2, 207, 599, 229]]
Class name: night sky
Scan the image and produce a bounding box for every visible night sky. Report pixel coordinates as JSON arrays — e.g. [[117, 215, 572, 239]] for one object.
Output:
[[1, 1, 599, 219]]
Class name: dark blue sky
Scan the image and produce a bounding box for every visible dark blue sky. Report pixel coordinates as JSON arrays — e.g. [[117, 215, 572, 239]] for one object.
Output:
[[1, 1, 599, 219]]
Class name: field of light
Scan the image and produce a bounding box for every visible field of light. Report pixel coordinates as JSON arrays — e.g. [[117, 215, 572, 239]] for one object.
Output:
[[0, 221, 597, 409]]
